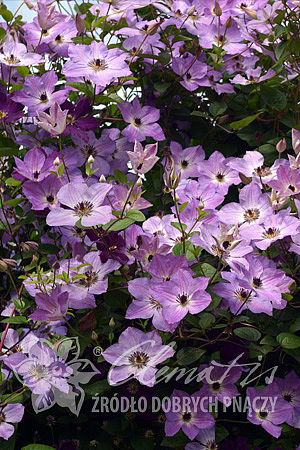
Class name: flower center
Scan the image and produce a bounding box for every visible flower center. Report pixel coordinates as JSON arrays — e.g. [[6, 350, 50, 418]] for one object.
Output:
[[244, 208, 260, 222], [40, 92, 48, 102], [133, 118, 142, 127], [79, 270, 98, 288], [208, 441, 218, 450], [182, 412, 192, 422], [66, 114, 75, 124], [258, 410, 268, 420], [178, 294, 189, 306], [30, 363, 48, 380], [129, 351, 149, 367], [74, 201, 94, 217], [181, 160, 189, 168], [0, 412, 6, 423], [216, 172, 225, 182], [89, 58, 107, 71], [254, 165, 271, 177], [0, 110, 8, 119], [211, 382, 221, 391], [252, 277, 262, 289], [263, 227, 280, 239], [54, 34, 63, 43], [283, 392, 293, 402], [33, 170, 40, 179], [46, 194, 55, 204], [4, 53, 20, 65], [150, 296, 162, 310], [83, 145, 96, 158], [288, 184, 296, 192], [235, 288, 251, 303]]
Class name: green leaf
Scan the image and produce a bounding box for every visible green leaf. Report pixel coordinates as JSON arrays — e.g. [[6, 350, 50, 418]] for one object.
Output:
[[114, 169, 127, 184], [67, 82, 94, 97], [176, 347, 206, 365], [16, 66, 30, 78], [209, 102, 227, 116], [234, 327, 261, 341], [261, 86, 287, 110], [84, 380, 111, 396], [0, 392, 24, 404], [230, 113, 262, 130], [39, 243, 60, 254], [277, 333, 300, 349], [22, 445, 56, 450], [161, 431, 189, 447], [198, 312, 216, 329], [290, 318, 300, 333], [0, 26, 6, 40], [103, 218, 134, 231], [1, 316, 28, 324], [126, 209, 146, 222], [5, 177, 22, 187]]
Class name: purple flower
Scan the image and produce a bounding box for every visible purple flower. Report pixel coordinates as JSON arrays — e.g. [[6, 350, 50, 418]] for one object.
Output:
[[292, 128, 300, 154], [102, 327, 175, 387], [240, 209, 300, 250], [113, 185, 152, 212], [176, 179, 224, 211], [185, 426, 216, 450], [232, 67, 275, 85], [30, 286, 69, 322], [268, 165, 300, 197], [126, 277, 179, 332], [150, 270, 211, 324], [218, 182, 273, 228], [148, 253, 191, 282], [198, 362, 242, 406], [62, 41, 131, 87], [22, 174, 61, 210], [274, 371, 300, 429], [37, 102, 68, 135], [14, 147, 55, 182], [5, 341, 73, 395], [0, 41, 44, 67], [0, 86, 23, 123], [12, 71, 69, 117], [61, 97, 99, 136], [169, 141, 205, 179], [0, 403, 24, 440], [165, 390, 214, 440], [46, 182, 113, 227], [172, 56, 207, 91], [198, 151, 240, 195], [127, 140, 159, 174], [246, 385, 293, 438], [88, 229, 129, 265], [119, 97, 165, 142]]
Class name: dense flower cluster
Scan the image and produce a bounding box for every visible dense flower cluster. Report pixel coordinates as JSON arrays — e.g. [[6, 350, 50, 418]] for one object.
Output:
[[0, 0, 299, 448]]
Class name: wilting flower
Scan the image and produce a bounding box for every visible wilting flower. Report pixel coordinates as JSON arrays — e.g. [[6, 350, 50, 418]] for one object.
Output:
[[165, 389, 214, 440], [46, 182, 113, 227], [0, 403, 24, 440], [37, 102, 68, 135], [127, 140, 159, 174], [150, 270, 211, 324], [119, 97, 165, 142], [102, 327, 175, 387], [30, 286, 69, 322]]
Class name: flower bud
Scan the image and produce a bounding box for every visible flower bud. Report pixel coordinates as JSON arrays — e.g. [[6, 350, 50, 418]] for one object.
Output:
[[75, 13, 85, 35], [242, 7, 257, 19], [4, 258, 18, 270], [276, 138, 286, 154], [87, 155, 94, 165], [136, 177, 143, 187], [187, 5, 196, 16], [99, 174, 106, 183], [174, 192, 180, 203], [53, 156, 60, 166], [146, 20, 162, 35], [239, 172, 252, 185], [109, 317, 115, 328], [91, 331, 98, 341], [224, 16, 232, 29], [213, 1, 222, 16], [22, 241, 39, 252], [24, 0, 34, 9], [0, 259, 8, 272]]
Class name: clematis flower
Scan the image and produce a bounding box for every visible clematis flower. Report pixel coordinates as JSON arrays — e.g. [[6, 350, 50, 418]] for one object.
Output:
[[0, 41, 44, 67], [292, 128, 300, 154], [185, 425, 217, 450], [165, 390, 215, 440], [46, 182, 113, 227], [87, 229, 129, 265], [37, 102, 68, 136], [0, 86, 23, 123], [273, 371, 300, 429], [231, 67, 275, 85], [112, 185, 152, 212], [198, 362, 242, 406], [127, 140, 159, 174], [218, 182, 273, 227], [22, 174, 61, 210], [12, 71, 69, 117], [169, 141, 205, 179], [5, 342, 73, 395], [61, 97, 99, 136], [148, 253, 191, 282], [62, 41, 131, 87], [246, 385, 292, 438], [198, 151, 240, 195], [172, 56, 207, 91], [268, 165, 300, 197], [30, 286, 69, 322], [126, 278, 179, 332], [37, 2, 58, 30], [240, 209, 300, 250], [150, 270, 211, 324], [102, 327, 175, 387], [13, 147, 55, 182], [0, 403, 24, 440], [119, 97, 165, 142]]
